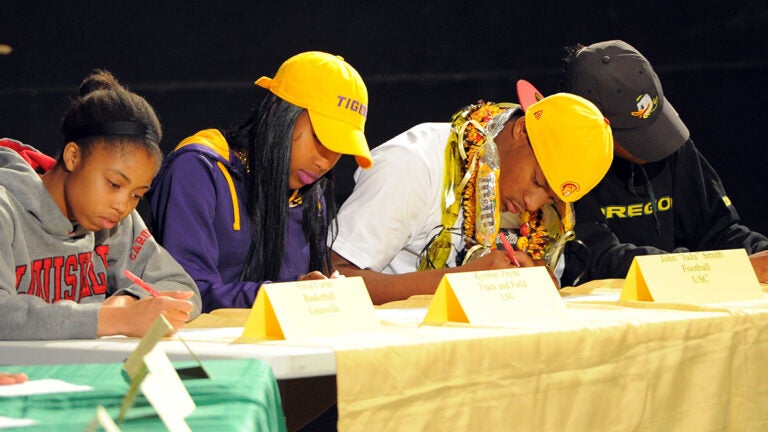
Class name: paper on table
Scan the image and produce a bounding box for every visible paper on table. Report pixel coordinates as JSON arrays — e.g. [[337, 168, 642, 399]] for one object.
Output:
[[0, 416, 39, 428], [0, 379, 92, 397], [176, 327, 243, 341], [374, 308, 428, 326]]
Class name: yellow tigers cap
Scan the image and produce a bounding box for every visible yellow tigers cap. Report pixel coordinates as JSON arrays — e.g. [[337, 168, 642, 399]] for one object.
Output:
[[255, 51, 372, 168], [517, 80, 614, 202]]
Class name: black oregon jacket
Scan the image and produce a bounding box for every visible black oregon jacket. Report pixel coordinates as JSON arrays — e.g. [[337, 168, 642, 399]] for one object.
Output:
[[562, 140, 768, 286]]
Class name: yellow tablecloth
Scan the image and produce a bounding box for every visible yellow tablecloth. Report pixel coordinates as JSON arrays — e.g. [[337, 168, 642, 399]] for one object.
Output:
[[331, 286, 768, 432], [178, 283, 768, 431]]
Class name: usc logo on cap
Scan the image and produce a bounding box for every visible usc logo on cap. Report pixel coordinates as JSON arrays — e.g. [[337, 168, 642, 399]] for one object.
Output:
[[560, 181, 580, 198]]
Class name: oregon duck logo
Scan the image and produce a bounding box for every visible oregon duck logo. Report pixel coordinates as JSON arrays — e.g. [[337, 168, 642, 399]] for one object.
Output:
[[631, 94, 658, 119], [560, 181, 580, 197]]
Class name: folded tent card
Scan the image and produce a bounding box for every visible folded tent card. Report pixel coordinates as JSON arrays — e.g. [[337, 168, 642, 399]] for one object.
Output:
[[240, 276, 382, 340], [121, 315, 209, 381], [620, 249, 763, 303], [118, 315, 200, 431], [423, 267, 567, 325]]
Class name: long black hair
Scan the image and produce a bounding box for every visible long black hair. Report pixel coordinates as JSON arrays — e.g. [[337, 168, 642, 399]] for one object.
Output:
[[225, 94, 337, 282]]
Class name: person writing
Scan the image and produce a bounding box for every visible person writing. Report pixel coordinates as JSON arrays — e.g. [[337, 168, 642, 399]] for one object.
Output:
[[558, 40, 768, 286], [331, 82, 614, 304], [147, 51, 372, 312], [0, 70, 201, 341]]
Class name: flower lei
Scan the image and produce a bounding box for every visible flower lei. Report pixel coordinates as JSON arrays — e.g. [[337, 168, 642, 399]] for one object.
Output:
[[516, 210, 549, 259], [418, 100, 575, 271], [456, 102, 576, 270], [500, 203, 576, 271]]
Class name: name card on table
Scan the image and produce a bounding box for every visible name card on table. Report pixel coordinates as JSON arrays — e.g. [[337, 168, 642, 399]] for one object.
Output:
[[85, 406, 121, 432], [422, 267, 566, 325], [620, 249, 763, 303], [124, 315, 174, 378], [140, 347, 196, 432], [118, 316, 196, 431], [241, 276, 382, 340]]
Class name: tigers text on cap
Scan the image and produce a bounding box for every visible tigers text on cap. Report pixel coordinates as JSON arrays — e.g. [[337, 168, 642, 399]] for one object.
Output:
[[255, 51, 373, 168], [563, 40, 689, 162], [517, 79, 614, 203]]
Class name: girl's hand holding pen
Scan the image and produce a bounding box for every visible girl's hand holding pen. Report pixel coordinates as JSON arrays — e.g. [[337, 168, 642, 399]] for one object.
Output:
[[106, 270, 197, 335]]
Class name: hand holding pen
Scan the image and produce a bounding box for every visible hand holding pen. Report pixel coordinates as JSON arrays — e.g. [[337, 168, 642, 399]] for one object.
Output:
[[497, 232, 521, 267], [496, 232, 561, 287], [98, 271, 195, 337], [121, 270, 195, 332], [124, 270, 162, 296]]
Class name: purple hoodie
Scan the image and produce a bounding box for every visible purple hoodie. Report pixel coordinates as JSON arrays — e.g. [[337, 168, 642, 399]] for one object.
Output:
[[147, 129, 312, 312]]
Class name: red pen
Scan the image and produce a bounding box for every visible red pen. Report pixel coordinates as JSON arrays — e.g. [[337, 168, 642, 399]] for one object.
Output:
[[124, 270, 161, 297], [497, 232, 521, 267]]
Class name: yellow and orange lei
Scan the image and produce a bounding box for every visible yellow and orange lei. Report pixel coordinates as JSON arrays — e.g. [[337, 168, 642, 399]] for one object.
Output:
[[457, 102, 571, 266], [420, 100, 573, 271], [516, 210, 550, 260]]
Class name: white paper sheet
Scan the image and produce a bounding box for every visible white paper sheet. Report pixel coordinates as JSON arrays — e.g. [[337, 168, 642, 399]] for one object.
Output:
[[0, 416, 38, 429], [0, 379, 92, 397]]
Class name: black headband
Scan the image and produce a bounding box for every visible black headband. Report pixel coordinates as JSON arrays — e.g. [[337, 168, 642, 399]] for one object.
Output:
[[64, 121, 158, 144]]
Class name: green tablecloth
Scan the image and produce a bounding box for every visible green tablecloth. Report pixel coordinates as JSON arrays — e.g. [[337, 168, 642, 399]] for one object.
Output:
[[0, 359, 286, 431]]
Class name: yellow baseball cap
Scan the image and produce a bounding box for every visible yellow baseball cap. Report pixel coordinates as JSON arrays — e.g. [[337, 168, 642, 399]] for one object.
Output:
[[255, 51, 373, 168], [517, 80, 613, 202]]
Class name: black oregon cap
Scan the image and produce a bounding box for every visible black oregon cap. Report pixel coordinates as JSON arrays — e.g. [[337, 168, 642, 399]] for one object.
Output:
[[563, 40, 689, 162]]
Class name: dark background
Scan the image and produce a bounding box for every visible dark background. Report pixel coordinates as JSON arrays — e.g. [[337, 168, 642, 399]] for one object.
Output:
[[1, 1, 766, 233]]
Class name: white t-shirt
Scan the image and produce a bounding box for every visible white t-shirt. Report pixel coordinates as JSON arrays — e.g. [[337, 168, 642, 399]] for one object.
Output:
[[332, 123, 465, 274]]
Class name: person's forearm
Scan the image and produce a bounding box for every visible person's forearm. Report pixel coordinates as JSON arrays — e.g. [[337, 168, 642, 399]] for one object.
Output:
[[335, 263, 447, 305], [332, 249, 526, 304]]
